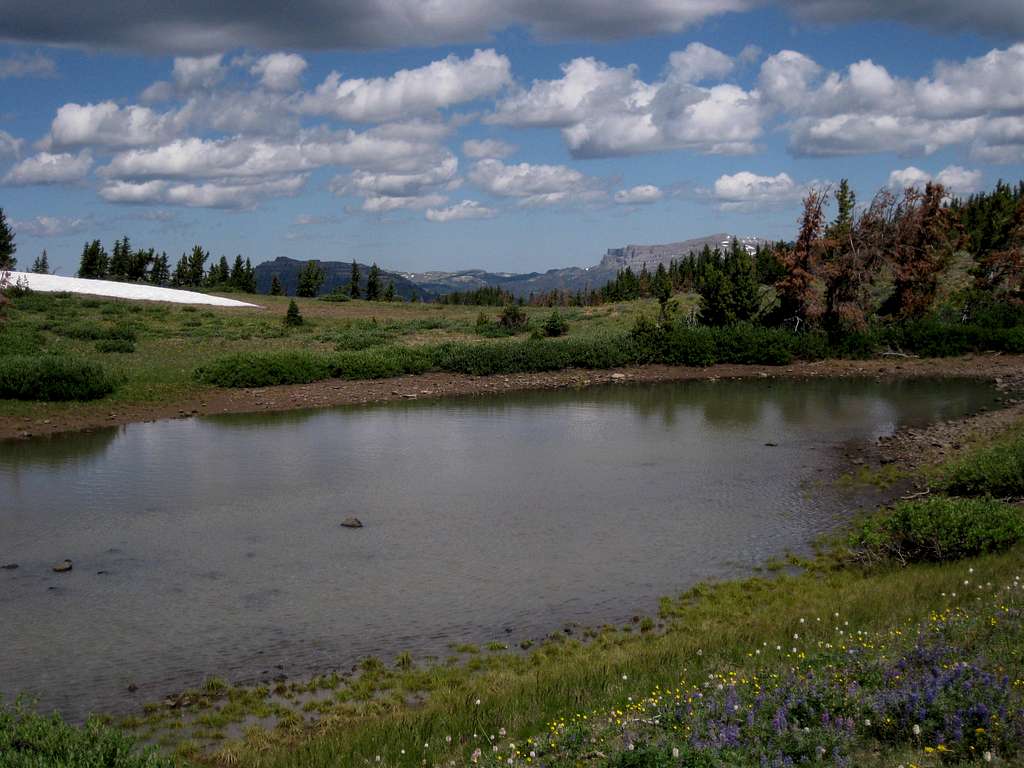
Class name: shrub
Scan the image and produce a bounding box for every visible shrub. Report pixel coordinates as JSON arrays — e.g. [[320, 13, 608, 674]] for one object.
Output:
[[319, 289, 350, 302], [0, 356, 116, 401], [57, 320, 136, 342], [96, 338, 135, 354], [194, 351, 331, 388], [942, 435, 1024, 498], [0, 699, 174, 768], [852, 497, 1024, 564], [0, 326, 46, 355], [327, 320, 394, 350], [329, 346, 436, 379]]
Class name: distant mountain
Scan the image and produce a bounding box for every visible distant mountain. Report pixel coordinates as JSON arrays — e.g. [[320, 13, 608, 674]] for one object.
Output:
[[254, 234, 766, 299], [254, 257, 436, 300], [401, 233, 766, 298]]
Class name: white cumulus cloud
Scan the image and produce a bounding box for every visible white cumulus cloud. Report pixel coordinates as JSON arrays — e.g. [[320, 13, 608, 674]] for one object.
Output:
[[425, 199, 496, 222], [462, 138, 517, 159], [614, 185, 663, 204], [251, 52, 308, 91], [3, 150, 93, 185], [300, 49, 512, 122], [710, 171, 806, 210]]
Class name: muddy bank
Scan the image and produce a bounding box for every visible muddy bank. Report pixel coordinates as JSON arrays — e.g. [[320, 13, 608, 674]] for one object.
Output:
[[3, 352, 1023, 441]]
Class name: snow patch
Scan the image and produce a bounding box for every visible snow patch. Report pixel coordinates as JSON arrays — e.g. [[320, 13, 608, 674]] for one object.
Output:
[[6, 272, 260, 308]]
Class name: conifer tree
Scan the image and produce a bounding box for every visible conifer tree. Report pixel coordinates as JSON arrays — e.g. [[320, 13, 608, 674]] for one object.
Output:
[[0, 208, 15, 271], [171, 253, 189, 287], [185, 245, 208, 287], [30, 250, 50, 274], [725, 238, 760, 322], [284, 299, 303, 326], [270, 274, 283, 296], [349, 260, 361, 298], [383, 280, 395, 301], [149, 252, 170, 285], [109, 236, 132, 279], [296, 260, 326, 297], [366, 263, 381, 300], [77, 240, 109, 279]]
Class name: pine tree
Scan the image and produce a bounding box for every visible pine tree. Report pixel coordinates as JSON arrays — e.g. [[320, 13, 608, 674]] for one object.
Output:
[[725, 238, 760, 322], [296, 260, 325, 297], [208, 255, 230, 287], [349, 260, 361, 298], [366, 263, 381, 300], [284, 299, 303, 326], [185, 245, 209, 287], [171, 253, 190, 287], [0, 208, 16, 271], [77, 240, 109, 279], [109, 236, 132, 279], [30, 250, 50, 274], [270, 274, 283, 296], [698, 265, 735, 327], [383, 280, 395, 301], [149, 252, 170, 285], [242, 258, 257, 293]]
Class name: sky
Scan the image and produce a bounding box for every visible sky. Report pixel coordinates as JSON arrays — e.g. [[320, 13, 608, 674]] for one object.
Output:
[[1, 1, 1023, 276]]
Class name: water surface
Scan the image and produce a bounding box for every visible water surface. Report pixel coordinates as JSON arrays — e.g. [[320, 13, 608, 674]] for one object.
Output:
[[0, 377, 1000, 718]]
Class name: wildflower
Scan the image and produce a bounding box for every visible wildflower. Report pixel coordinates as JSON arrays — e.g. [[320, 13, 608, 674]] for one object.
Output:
[[622, 674, 628, 680], [912, 724, 921, 736], [984, 751, 993, 762], [446, 735, 452, 744], [499, 728, 507, 737], [672, 748, 680, 759]]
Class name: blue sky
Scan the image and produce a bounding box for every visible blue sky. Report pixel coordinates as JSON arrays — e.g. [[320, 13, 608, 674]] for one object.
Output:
[[1, 1, 1022, 275]]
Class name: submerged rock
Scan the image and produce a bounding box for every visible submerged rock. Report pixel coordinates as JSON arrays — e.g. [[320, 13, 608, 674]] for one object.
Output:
[[52, 560, 73, 573], [341, 517, 364, 528], [1, 563, 18, 570]]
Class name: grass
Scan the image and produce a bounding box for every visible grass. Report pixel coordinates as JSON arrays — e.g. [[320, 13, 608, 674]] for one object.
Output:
[[0, 291, 657, 422]]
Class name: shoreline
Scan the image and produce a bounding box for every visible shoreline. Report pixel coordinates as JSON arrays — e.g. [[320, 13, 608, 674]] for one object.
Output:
[[3, 352, 1024, 441]]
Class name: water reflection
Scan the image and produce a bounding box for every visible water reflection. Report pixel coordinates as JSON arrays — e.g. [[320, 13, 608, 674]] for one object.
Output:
[[0, 377, 1000, 720]]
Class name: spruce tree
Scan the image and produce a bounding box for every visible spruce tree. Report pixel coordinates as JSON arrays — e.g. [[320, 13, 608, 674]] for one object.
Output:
[[109, 236, 132, 279], [186, 245, 208, 286], [0, 208, 15, 271], [77, 240, 109, 279], [229, 255, 245, 289], [242, 258, 257, 293], [270, 274, 283, 296], [284, 299, 303, 326], [725, 238, 760, 322], [366, 263, 381, 300], [383, 280, 395, 301], [349, 260, 361, 298], [150, 252, 170, 285], [296, 260, 326, 297], [171, 253, 190, 287], [30, 250, 50, 274]]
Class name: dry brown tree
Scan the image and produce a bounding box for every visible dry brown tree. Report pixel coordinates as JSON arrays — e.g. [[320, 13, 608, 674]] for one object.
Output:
[[886, 182, 962, 320], [776, 187, 828, 329]]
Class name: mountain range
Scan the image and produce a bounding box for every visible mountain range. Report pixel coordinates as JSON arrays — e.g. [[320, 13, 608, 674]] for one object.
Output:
[[255, 233, 765, 299]]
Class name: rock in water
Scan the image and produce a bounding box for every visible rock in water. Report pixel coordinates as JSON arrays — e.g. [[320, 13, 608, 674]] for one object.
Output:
[[1, 563, 18, 570], [52, 560, 73, 573], [341, 517, 364, 528]]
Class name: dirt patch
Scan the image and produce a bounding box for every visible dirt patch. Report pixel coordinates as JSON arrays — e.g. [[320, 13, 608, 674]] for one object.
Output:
[[3, 353, 1024, 441]]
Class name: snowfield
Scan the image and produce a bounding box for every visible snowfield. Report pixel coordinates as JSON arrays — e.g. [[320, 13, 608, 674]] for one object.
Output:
[[5, 272, 260, 308]]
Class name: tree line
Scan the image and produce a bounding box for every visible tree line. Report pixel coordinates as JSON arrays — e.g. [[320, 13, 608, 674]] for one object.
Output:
[[76, 238, 257, 293]]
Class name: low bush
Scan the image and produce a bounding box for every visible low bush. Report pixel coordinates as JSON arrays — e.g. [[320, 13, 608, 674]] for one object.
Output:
[[497, 304, 529, 331], [329, 346, 435, 379], [96, 338, 136, 354], [56, 320, 137, 343], [942, 434, 1024, 498], [852, 497, 1024, 564], [0, 356, 117, 401], [0, 699, 174, 768], [0, 326, 47, 356], [194, 351, 331, 388]]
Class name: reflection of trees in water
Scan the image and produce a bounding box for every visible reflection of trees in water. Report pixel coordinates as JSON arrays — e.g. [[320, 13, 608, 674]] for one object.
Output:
[[0, 426, 119, 471]]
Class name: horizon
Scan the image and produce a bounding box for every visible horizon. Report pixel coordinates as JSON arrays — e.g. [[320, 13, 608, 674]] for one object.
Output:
[[1, 2, 1023, 277]]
